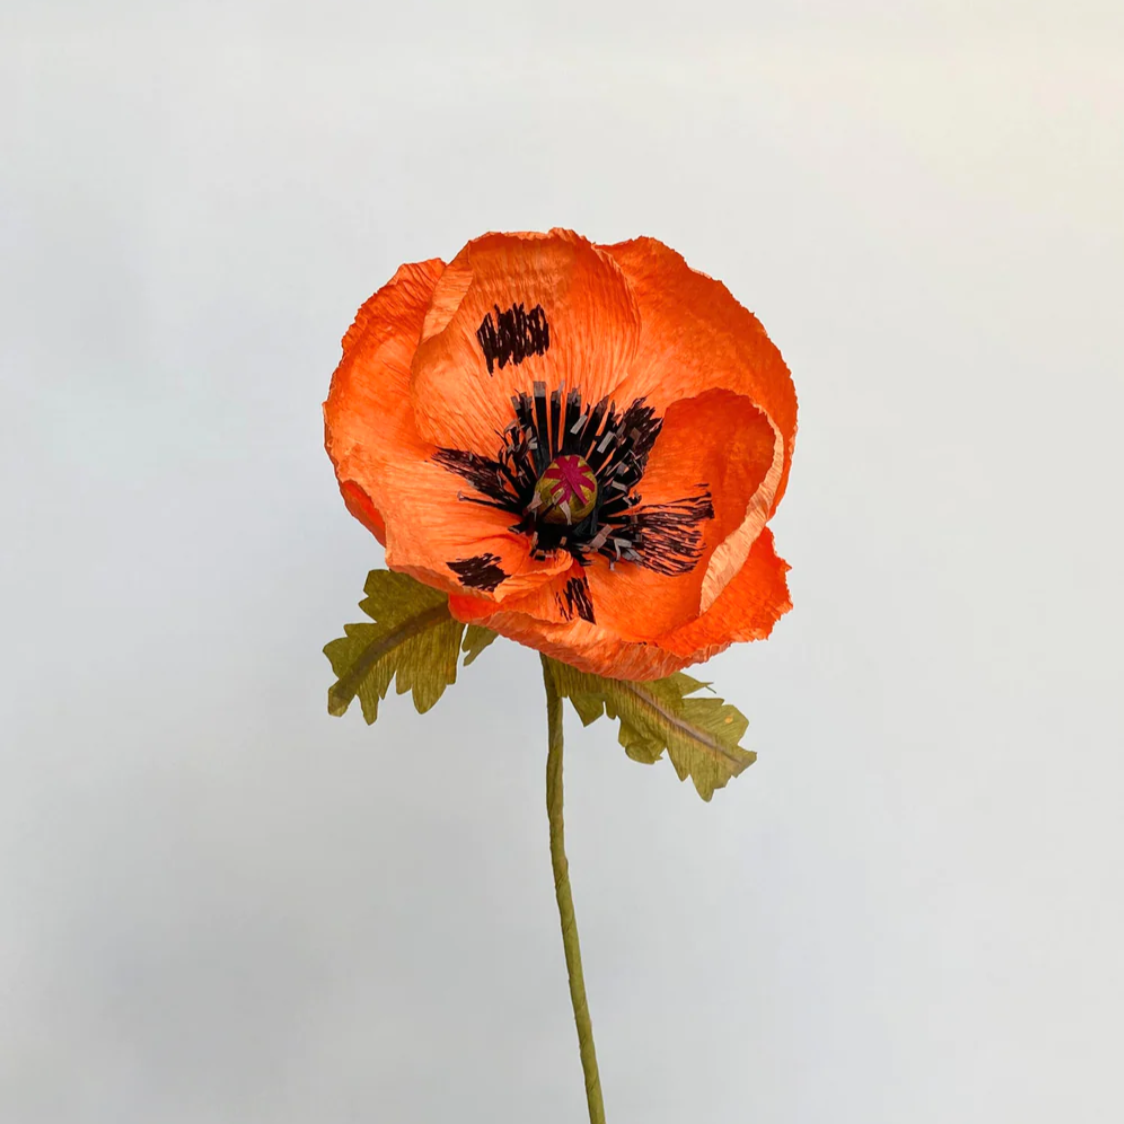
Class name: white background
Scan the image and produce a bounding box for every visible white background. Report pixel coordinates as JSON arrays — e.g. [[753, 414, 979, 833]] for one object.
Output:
[[3, 3, 1123, 1121]]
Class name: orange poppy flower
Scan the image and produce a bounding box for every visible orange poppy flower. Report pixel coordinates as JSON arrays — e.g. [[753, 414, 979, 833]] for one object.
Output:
[[324, 229, 796, 681]]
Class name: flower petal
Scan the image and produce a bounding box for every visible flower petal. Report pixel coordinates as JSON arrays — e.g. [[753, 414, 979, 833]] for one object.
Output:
[[585, 388, 776, 639], [340, 479, 387, 545], [602, 237, 797, 609], [657, 526, 792, 661], [324, 259, 569, 600], [448, 528, 791, 680], [409, 229, 642, 455], [324, 260, 442, 546]]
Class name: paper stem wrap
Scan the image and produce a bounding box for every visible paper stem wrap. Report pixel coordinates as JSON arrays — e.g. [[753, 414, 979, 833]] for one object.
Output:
[[542, 655, 607, 1124]]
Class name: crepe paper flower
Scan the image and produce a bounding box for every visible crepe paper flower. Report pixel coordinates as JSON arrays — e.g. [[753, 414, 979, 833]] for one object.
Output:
[[322, 229, 797, 1123]]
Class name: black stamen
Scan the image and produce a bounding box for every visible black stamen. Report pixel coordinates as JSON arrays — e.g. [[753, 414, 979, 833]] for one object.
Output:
[[599, 493, 715, 575], [562, 389, 583, 454], [432, 449, 515, 508], [549, 388, 562, 459], [578, 396, 610, 458], [434, 384, 715, 588]]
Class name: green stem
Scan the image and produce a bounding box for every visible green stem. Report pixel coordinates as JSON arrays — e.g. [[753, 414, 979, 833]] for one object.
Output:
[[542, 656, 607, 1124]]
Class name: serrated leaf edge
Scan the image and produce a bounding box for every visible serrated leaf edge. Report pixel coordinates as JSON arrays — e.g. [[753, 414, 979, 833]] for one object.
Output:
[[326, 601, 453, 717], [461, 624, 499, 667], [610, 678, 753, 772], [546, 659, 756, 799]]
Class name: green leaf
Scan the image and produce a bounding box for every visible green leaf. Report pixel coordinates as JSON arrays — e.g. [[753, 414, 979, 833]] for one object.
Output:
[[545, 659, 755, 801], [325, 570, 468, 723], [462, 624, 499, 666]]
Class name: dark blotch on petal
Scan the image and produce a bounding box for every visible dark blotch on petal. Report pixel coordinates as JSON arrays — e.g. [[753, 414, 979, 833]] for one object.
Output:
[[448, 553, 508, 592], [555, 574, 595, 623], [476, 302, 550, 375]]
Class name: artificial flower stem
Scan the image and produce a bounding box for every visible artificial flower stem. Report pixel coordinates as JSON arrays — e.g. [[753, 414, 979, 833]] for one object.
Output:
[[542, 656, 607, 1124]]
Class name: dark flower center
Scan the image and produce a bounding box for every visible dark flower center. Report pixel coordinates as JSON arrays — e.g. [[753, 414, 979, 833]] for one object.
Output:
[[433, 381, 715, 616]]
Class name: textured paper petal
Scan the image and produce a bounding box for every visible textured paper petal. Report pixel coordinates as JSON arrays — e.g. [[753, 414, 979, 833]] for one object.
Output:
[[583, 388, 776, 639], [448, 528, 791, 680], [602, 237, 797, 608], [409, 229, 642, 456], [657, 527, 793, 660], [324, 260, 443, 545], [325, 259, 570, 600]]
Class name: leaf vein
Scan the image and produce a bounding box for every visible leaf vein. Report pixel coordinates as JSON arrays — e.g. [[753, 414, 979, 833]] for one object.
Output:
[[621, 681, 742, 766], [327, 601, 451, 716]]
